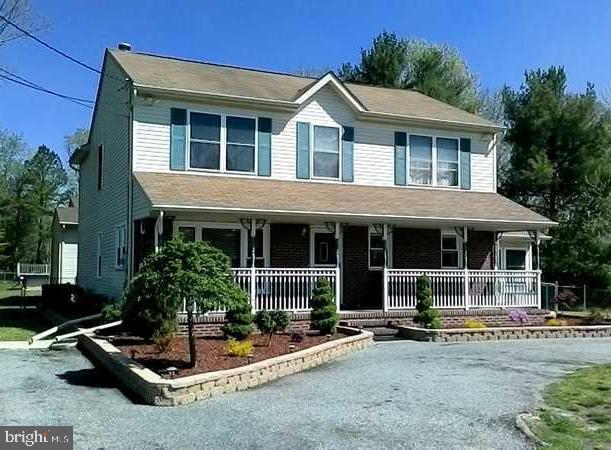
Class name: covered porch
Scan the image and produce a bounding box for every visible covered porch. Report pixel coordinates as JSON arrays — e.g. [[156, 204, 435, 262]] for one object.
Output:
[[132, 172, 555, 315]]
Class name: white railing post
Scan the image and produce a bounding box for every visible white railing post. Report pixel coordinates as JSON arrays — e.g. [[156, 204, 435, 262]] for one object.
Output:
[[16, 262, 20, 278], [334, 222, 341, 312], [335, 266, 341, 312], [249, 219, 257, 311], [537, 270, 542, 310]]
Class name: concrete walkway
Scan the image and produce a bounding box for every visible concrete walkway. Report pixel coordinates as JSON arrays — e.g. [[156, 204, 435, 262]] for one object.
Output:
[[2, 338, 611, 449]]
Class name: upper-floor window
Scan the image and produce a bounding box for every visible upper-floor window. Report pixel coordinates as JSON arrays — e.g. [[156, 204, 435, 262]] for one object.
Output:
[[436, 138, 459, 187], [313, 125, 340, 179], [189, 112, 257, 173], [409, 135, 432, 185]]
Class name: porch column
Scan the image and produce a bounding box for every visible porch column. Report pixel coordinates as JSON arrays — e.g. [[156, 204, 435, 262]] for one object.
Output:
[[154, 210, 164, 253], [534, 230, 542, 309], [334, 222, 341, 312], [463, 225, 469, 310], [249, 219, 257, 311], [382, 224, 389, 312]]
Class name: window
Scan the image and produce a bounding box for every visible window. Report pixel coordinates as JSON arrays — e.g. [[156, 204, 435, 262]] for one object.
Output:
[[441, 232, 462, 268], [409, 135, 433, 185], [505, 249, 527, 270], [177, 226, 196, 242], [313, 126, 340, 178], [202, 227, 242, 268], [115, 225, 126, 269], [97, 144, 103, 190], [96, 234, 102, 278], [369, 229, 385, 270], [312, 232, 337, 266], [226, 116, 256, 172], [436, 138, 459, 187], [247, 229, 265, 267], [190, 112, 221, 170]]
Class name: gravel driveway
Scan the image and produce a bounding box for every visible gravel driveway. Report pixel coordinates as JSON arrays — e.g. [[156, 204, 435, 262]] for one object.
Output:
[[2, 338, 611, 449]]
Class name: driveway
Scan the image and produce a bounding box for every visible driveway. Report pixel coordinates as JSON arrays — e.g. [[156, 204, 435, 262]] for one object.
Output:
[[2, 339, 611, 449]]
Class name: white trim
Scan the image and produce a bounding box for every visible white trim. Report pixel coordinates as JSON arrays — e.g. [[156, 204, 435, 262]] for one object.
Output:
[[186, 111, 258, 175], [441, 229, 463, 269], [172, 220, 270, 267], [368, 225, 385, 271], [154, 204, 556, 228], [114, 224, 127, 270], [293, 73, 366, 112], [499, 244, 532, 271]]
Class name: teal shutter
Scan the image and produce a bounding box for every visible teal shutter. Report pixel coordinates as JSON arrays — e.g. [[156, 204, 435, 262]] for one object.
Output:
[[394, 132, 407, 185], [258, 117, 272, 176], [460, 138, 471, 190], [296, 122, 310, 179], [170, 108, 187, 171], [341, 126, 354, 182]]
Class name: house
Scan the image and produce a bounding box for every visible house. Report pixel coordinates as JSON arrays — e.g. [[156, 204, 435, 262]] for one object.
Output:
[[69, 44, 555, 324], [50, 198, 79, 284]]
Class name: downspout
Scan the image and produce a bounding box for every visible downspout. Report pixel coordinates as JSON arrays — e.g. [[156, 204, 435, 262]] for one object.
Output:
[[126, 84, 135, 284]]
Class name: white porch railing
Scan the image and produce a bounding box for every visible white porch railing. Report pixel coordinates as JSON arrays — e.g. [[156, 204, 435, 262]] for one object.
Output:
[[17, 263, 50, 276], [180, 267, 337, 314], [386, 269, 540, 310]]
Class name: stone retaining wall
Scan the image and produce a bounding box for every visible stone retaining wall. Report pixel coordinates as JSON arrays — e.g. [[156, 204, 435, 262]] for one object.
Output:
[[397, 324, 611, 342], [79, 326, 373, 406]]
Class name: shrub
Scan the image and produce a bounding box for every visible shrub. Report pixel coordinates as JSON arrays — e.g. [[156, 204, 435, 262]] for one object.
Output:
[[545, 318, 566, 326], [464, 319, 486, 329], [508, 309, 529, 326], [554, 290, 579, 310], [153, 334, 172, 353], [122, 237, 246, 367], [226, 339, 253, 357], [291, 329, 306, 343], [584, 309, 611, 325], [221, 292, 254, 340], [413, 275, 441, 329], [255, 310, 291, 345], [101, 300, 123, 323], [310, 278, 340, 334]]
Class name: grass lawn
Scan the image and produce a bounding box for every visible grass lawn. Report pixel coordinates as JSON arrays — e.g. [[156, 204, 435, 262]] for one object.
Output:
[[532, 363, 611, 449], [0, 309, 52, 341]]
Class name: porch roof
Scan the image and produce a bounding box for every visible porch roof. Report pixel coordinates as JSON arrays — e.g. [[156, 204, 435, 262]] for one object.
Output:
[[134, 172, 555, 230]]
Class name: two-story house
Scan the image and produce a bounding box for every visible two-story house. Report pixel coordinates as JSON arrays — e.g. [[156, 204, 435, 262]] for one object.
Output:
[[70, 45, 554, 324]]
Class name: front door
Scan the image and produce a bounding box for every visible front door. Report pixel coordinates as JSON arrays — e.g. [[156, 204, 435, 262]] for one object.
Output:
[[342, 226, 384, 310]]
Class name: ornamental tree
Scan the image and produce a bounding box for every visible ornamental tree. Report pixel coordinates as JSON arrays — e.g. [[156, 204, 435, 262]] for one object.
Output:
[[413, 275, 441, 329], [221, 294, 254, 341], [310, 278, 339, 334], [255, 310, 291, 345], [122, 236, 244, 367]]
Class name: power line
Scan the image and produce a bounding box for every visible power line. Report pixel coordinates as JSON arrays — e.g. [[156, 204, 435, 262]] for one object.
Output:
[[0, 72, 93, 109], [0, 68, 94, 103], [0, 13, 101, 75]]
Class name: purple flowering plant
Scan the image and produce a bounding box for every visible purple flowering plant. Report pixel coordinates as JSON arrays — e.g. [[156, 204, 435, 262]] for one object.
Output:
[[508, 309, 529, 326]]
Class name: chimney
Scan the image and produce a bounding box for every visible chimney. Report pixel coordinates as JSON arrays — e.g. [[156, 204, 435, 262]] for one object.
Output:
[[118, 42, 132, 52]]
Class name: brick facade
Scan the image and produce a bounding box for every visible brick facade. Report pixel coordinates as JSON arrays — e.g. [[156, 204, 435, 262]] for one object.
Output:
[[392, 228, 442, 269], [270, 224, 309, 267], [467, 231, 494, 270]]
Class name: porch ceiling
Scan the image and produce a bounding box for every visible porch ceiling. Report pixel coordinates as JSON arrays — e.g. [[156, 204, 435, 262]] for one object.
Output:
[[134, 172, 555, 231]]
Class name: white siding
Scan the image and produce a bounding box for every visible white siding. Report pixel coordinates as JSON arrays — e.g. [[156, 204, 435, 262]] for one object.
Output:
[[77, 56, 130, 299], [132, 85, 497, 192]]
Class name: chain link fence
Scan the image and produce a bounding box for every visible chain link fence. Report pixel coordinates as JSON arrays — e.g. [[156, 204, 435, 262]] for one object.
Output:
[[542, 282, 610, 311]]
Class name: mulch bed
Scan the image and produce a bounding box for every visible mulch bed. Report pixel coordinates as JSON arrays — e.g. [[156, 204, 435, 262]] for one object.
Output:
[[113, 332, 342, 378]]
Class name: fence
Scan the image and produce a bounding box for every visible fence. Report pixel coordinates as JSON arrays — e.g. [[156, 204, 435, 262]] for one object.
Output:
[[541, 282, 588, 311]]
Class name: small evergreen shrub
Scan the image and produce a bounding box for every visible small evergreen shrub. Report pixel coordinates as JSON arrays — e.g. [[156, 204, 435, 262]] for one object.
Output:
[[464, 319, 487, 329], [291, 330, 306, 343], [545, 318, 566, 327], [413, 275, 441, 329], [310, 278, 339, 334], [255, 310, 291, 345], [153, 335, 172, 353], [221, 292, 254, 340], [226, 339, 254, 357], [101, 300, 123, 323]]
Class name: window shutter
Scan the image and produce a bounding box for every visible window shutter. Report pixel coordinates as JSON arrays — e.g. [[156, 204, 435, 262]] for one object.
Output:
[[394, 132, 407, 185], [341, 126, 354, 182], [296, 122, 310, 179], [170, 108, 187, 171], [258, 117, 272, 176], [460, 138, 471, 190]]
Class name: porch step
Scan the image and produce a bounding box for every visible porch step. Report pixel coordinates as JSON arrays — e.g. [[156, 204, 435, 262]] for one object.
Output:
[[340, 320, 401, 340]]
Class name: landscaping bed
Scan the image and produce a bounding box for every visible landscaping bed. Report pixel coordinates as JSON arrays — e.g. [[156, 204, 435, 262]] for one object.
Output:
[[524, 363, 611, 448], [114, 332, 342, 378]]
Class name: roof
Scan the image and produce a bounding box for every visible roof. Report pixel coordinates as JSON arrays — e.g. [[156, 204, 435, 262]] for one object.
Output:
[[134, 172, 555, 230], [108, 49, 502, 132], [56, 205, 78, 225]]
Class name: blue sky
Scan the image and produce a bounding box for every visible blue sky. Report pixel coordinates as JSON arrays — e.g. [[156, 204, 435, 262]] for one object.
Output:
[[1, 0, 610, 163]]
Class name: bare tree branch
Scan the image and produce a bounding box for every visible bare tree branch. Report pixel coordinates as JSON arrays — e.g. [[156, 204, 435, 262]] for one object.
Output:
[[0, 0, 48, 48]]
